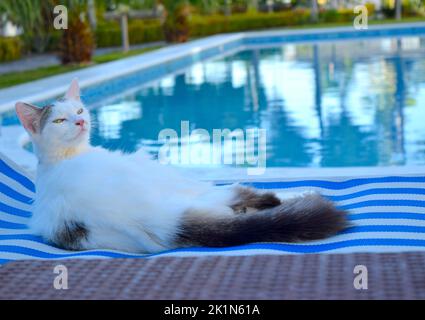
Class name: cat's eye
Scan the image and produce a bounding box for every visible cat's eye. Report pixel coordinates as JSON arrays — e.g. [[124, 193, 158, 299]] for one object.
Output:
[[53, 118, 66, 124], [77, 108, 83, 115]]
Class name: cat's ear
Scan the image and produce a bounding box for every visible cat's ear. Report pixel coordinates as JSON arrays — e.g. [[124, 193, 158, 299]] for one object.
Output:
[[65, 78, 81, 101], [15, 102, 43, 135]]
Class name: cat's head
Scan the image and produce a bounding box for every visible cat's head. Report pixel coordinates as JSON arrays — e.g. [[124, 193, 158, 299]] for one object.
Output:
[[15, 79, 91, 163]]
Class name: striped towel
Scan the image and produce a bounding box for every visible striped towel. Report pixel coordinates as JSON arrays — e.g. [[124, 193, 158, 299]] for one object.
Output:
[[1, 153, 425, 265]]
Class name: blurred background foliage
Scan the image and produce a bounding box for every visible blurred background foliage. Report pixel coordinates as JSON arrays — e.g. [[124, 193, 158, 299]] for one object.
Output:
[[0, 0, 424, 63]]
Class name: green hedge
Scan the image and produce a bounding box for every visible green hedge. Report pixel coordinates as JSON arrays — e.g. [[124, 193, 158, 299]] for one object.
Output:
[[319, 4, 375, 23], [0, 37, 22, 62], [189, 5, 376, 37], [6, 6, 378, 55], [95, 20, 164, 48], [189, 9, 312, 37], [93, 7, 355, 48]]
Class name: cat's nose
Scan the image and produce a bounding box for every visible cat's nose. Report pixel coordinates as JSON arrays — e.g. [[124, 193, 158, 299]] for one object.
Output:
[[75, 119, 85, 126]]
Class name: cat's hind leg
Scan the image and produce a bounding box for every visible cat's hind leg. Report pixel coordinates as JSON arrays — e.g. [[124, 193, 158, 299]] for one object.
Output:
[[230, 186, 281, 214]]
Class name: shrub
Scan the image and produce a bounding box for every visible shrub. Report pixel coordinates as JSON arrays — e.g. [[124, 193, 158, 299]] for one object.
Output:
[[58, 17, 94, 65], [163, 4, 191, 43], [382, 1, 418, 18], [0, 37, 22, 62], [95, 27, 123, 48], [319, 4, 375, 23], [77, 5, 381, 50], [365, 3, 376, 17], [319, 8, 353, 23], [189, 9, 311, 37], [95, 20, 164, 48], [129, 21, 165, 44]]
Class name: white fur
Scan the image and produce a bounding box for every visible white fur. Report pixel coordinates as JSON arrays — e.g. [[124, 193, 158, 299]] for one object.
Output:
[[16, 80, 237, 253]]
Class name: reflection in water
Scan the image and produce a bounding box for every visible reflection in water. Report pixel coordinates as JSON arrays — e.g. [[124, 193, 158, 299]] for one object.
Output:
[[96, 102, 142, 140], [89, 36, 425, 167]]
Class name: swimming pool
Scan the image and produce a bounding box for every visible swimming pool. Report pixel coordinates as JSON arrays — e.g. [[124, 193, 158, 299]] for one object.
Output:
[[89, 36, 425, 167], [2, 25, 425, 169]]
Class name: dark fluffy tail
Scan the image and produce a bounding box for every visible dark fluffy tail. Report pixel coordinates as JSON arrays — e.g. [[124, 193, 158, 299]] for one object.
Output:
[[176, 193, 349, 247]]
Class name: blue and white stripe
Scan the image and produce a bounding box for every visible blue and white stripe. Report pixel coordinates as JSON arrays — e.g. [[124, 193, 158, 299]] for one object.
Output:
[[1, 153, 425, 265]]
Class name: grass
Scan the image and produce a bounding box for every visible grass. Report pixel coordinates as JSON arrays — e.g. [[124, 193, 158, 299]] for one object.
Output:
[[0, 16, 423, 90], [92, 47, 163, 63], [0, 65, 83, 89], [0, 46, 162, 90]]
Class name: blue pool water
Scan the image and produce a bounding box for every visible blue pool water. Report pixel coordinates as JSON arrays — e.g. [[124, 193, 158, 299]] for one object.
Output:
[[3, 34, 425, 168], [89, 36, 425, 167]]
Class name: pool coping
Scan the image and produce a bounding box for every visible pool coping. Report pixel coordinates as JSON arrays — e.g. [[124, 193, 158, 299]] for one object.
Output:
[[1, 22, 425, 178], [0, 32, 243, 113]]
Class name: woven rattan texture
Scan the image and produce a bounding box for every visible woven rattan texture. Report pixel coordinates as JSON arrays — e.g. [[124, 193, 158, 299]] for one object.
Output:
[[1, 253, 424, 299]]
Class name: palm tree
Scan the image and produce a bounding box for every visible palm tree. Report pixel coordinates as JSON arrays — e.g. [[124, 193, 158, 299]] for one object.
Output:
[[0, 0, 54, 53], [58, 0, 94, 64]]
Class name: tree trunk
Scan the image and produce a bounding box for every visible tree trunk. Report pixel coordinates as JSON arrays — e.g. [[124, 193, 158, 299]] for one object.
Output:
[[311, 0, 319, 22], [395, 0, 402, 20], [87, 0, 97, 29], [121, 14, 129, 53], [267, 0, 274, 13]]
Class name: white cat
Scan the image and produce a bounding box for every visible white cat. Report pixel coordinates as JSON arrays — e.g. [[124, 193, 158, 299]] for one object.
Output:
[[15, 79, 348, 253]]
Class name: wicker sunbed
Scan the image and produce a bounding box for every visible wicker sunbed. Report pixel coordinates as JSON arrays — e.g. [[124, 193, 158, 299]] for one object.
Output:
[[1, 253, 425, 299]]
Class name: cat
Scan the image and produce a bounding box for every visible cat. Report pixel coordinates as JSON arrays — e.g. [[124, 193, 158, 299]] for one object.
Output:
[[15, 79, 349, 253]]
